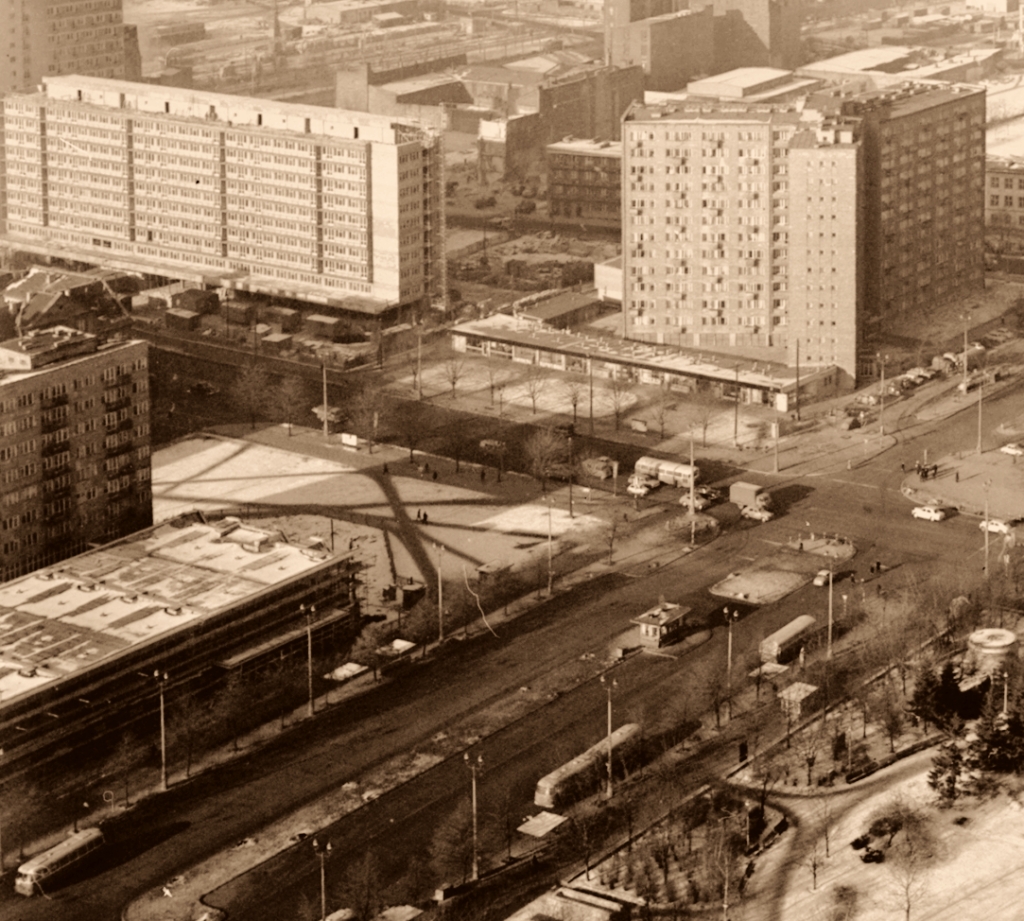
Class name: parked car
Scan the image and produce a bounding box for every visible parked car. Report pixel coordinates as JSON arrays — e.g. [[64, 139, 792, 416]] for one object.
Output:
[[1000, 443, 1024, 457], [679, 493, 712, 510], [911, 505, 947, 522], [696, 485, 723, 501], [812, 569, 832, 586], [979, 519, 1012, 535], [861, 848, 885, 864], [627, 481, 652, 498], [739, 505, 774, 522]]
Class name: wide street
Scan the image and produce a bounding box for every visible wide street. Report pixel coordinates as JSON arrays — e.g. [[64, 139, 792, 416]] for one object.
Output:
[[1, 374, 1021, 921]]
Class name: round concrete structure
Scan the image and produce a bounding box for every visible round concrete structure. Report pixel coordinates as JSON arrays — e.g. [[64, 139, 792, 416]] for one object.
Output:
[[965, 628, 1019, 678]]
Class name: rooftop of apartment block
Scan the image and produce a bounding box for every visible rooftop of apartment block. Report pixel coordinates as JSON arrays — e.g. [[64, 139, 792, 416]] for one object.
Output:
[[623, 96, 803, 124], [24, 76, 431, 145], [843, 79, 985, 117], [0, 518, 336, 704], [546, 137, 622, 157], [0, 325, 103, 373], [987, 153, 1024, 171]]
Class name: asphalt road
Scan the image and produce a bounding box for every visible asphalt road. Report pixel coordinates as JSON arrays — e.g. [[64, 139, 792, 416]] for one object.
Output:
[[2, 378, 1018, 920]]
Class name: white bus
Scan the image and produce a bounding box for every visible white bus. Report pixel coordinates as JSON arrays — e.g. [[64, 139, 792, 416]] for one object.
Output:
[[534, 723, 641, 809], [14, 828, 105, 896], [633, 456, 700, 489]]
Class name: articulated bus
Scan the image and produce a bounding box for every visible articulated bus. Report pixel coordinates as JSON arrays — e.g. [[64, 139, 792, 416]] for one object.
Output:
[[534, 723, 641, 809], [15, 828, 105, 896]]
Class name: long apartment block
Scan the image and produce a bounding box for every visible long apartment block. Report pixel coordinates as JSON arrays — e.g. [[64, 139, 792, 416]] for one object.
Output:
[[0, 327, 151, 582], [0, 76, 445, 312]]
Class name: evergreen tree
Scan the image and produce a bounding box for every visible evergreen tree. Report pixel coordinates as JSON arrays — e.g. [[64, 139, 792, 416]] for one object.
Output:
[[908, 665, 942, 731], [971, 686, 1024, 775], [927, 736, 966, 806]]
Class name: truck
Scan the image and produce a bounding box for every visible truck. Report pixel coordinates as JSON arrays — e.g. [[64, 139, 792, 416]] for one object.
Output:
[[759, 615, 816, 664], [729, 481, 772, 510]]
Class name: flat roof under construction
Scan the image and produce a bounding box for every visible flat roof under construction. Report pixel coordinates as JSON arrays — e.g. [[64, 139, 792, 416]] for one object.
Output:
[[0, 518, 336, 704]]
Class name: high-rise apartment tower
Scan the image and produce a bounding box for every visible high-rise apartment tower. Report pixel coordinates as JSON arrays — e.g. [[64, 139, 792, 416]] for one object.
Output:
[[0, 327, 151, 582]]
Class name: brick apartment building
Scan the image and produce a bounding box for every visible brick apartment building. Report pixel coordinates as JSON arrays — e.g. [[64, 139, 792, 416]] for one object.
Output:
[[0, 327, 151, 582], [0, 76, 445, 316]]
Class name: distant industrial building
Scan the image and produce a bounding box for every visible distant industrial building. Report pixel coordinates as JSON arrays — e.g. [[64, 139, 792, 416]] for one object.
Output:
[[604, 0, 801, 90], [0, 515, 356, 771], [0, 76, 445, 318], [0, 0, 130, 95], [0, 327, 151, 583], [617, 73, 985, 385]]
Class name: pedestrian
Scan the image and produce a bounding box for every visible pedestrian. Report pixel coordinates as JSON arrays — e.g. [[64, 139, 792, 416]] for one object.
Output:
[[915, 460, 921, 474], [422, 512, 428, 524], [900, 463, 905, 474], [424, 462, 430, 474], [416, 509, 422, 521], [382, 463, 389, 475], [432, 471, 438, 481], [480, 468, 486, 483], [931, 464, 938, 479], [955, 471, 959, 483]]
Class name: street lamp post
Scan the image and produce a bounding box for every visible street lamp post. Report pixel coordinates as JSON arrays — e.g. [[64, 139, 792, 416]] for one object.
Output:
[[465, 752, 483, 881], [725, 608, 739, 720], [984, 479, 992, 577], [599, 675, 617, 798], [977, 373, 984, 456], [877, 353, 888, 437], [435, 543, 444, 641], [302, 604, 316, 718], [313, 837, 332, 921], [155, 670, 168, 792], [827, 563, 834, 661], [547, 498, 554, 596], [960, 311, 970, 397], [567, 435, 574, 519]]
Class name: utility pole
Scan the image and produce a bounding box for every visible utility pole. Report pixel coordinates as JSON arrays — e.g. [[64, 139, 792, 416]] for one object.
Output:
[[321, 362, 328, 441], [465, 753, 483, 881], [978, 374, 984, 455], [435, 543, 444, 640], [733, 364, 740, 446], [600, 676, 616, 798], [303, 603, 316, 718], [725, 609, 738, 720], [547, 498, 553, 595], [877, 353, 887, 437], [567, 435, 574, 519], [984, 480, 992, 577], [156, 671, 168, 792], [588, 353, 594, 436]]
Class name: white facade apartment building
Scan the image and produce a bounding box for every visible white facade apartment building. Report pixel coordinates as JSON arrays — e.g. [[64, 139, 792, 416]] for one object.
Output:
[[621, 101, 862, 384], [1, 76, 444, 312], [0, 0, 125, 95]]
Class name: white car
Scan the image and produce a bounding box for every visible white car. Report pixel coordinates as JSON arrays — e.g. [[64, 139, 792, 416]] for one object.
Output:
[[812, 569, 832, 586], [740, 505, 774, 522], [979, 519, 1012, 535], [1000, 443, 1024, 457], [627, 482, 651, 498], [912, 505, 947, 522]]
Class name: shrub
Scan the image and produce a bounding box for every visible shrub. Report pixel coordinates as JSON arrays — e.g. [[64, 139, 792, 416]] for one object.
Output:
[[474, 195, 496, 209]]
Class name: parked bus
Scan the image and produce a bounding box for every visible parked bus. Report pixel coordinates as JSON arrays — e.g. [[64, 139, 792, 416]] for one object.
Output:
[[759, 615, 816, 665], [14, 828, 105, 896], [534, 723, 641, 809], [633, 457, 700, 489]]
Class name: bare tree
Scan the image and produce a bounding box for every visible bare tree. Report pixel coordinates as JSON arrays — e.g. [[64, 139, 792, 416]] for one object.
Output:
[[562, 376, 587, 428], [349, 385, 386, 453], [653, 386, 673, 440], [429, 801, 477, 886], [882, 799, 934, 921], [805, 835, 823, 890], [0, 778, 42, 862], [605, 520, 618, 565], [691, 388, 719, 447], [232, 363, 272, 430], [390, 400, 433, 463], [523, 428, 564, 492], [484, 360, 508, 405], [872, 678, 906, 753], [349, 622, 390, 680], [332, 850, 384, 921], [607, 373, 633, 431], [523, 363, 546, 415], [274, 375, 310, 436], [104, 731, 146, 807], [442, 353, 467, 400], [168, 689, 215, 779]]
